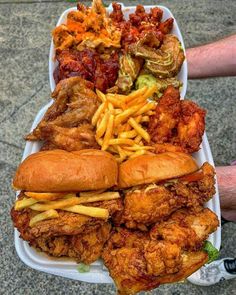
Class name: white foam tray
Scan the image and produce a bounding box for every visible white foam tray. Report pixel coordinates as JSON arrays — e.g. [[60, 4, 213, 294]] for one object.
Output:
[[15, 2, 221, 285]]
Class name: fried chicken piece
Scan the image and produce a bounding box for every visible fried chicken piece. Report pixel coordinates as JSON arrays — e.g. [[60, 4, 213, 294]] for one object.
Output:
[[148, 86, 181, 143], [148, 86, 206, 153], [26, 77, 99, 142], [150, 207, 219, 250], [102, 227, 208, 295], [177, 100, 206, 153], [119, 163, 215, 230], [33, 223, 111, 264], [38, 123, 99, 151], [11, 193, 123, 240]]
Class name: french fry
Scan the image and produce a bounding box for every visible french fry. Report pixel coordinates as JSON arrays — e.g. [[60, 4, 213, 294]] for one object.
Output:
[[109, 138, 135, 146], [92, 102, 107, 126], [102, 114, 114, 151], [141, 116, 149, 122], [134, 134, 142, 144], [129, 149, 146, 158], [124, 145, 155, 151], [78, 192, 120, 203], [135, 102, 156, 116], [107, 95, 124, 108], [64, 205, 109, 219], [114, 104, 142, 126], [15, 198, 38, 210], [80, 189, 106, 197], [25, 192, 68, 201], [119, 130, 137, 139], [29, 209, 59, 227], [125, 87, 147, 102], [128, 118, 150, 142], [96, 89, 106, 102], [142, 84, 157, 99], [30, 195, 79, 211], [96, 112, 109, 139], [117, 146, 127, 160], [147, 111, 155, 116]]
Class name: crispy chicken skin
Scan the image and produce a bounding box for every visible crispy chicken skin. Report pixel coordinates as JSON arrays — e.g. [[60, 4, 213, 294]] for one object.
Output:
[[32, 223, 111, 264], [25, 77, 99, 152], [119, 162, 215, 230], [149, 86, 206, 154], [11, 194, 123, 240], [102, 227, 208, 295], [150, 207, 219, 250]]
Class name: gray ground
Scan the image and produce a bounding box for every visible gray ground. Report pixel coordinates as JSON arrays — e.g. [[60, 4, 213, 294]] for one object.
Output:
[[0, 0, 236, 294]]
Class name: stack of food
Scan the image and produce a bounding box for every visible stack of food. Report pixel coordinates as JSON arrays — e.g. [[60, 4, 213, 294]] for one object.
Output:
[[11, 1, 220, 294]]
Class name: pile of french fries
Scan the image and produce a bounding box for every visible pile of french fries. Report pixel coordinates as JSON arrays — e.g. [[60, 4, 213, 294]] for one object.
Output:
[[15, 191, 120, 226], [92, 85, 157, 162]]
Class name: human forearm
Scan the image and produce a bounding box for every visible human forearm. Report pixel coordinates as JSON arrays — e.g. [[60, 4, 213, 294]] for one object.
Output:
[[186, 34, 236, 79]]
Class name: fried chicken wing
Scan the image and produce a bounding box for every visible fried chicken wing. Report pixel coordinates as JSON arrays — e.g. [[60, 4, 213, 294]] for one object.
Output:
[[25, 77, 100, 151], [102, 227, 208, 295], [150, 207, 219, 250], [148, 86, 181, 143], [38, 124, 98, 151], [119, 162, 215, 230], [148, 86, 206, 153], [177, 100, 206, 153]]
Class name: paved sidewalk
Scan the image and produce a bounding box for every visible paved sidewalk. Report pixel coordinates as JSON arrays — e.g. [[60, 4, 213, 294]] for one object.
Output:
[[0, 0, 236, 294]]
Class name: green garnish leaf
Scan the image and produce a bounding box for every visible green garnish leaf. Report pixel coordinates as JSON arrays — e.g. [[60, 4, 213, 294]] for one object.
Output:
[[203, 241, 219, 264], [77, 263, 90, 273]]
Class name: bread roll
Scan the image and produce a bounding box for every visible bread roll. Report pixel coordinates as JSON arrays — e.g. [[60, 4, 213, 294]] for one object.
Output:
[[118, 152, 199, 188], [13, 149, 118, 192]]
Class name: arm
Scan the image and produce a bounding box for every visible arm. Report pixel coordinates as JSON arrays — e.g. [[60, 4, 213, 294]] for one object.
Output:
[[186, 34, 236, 79]]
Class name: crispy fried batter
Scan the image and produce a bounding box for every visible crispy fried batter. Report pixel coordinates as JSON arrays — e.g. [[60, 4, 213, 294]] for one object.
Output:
[[149, 86, 206, 154], [102, 227, 208, 295], [119, 162, 215, 229], [25, 77, 100, 151], [33, 223, 111, 264], [11, 193, 123, 240], [150, 207, 219, 250]]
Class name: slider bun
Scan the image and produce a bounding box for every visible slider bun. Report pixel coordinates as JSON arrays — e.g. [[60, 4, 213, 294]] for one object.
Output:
[[13, 149, 118, 192], [118, 152, 199, 188]]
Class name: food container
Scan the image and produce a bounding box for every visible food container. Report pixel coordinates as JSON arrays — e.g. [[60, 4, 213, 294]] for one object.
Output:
[[15, 3, 221, 285]]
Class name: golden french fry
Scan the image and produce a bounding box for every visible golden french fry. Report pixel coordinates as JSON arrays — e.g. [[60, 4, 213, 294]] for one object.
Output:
[[119, 130, 137, 139], [15, 198, 38, 210], [107, 95, 124, 108], [133, 115, 142, 123], [126, 95, 147, 107], [141, 116, 149, 122], [124, 145, 155, 151], [25, 192, 68, 201], [128, 118, 150, 142], [29, 209, 59, 227], [124, 123, 132, 131], [109, 138, 135, 146], [30, 194, 78, 211], [96, 112, 109, 139], [142, 84, 158, 99], [134, 134, 142, 144], [135, 102, 156, 116], [129, 149, 146, 159], [114, 109, 123, 115], [117, 146, 127, 159], [92, 102, 107, 126], [125, 87, 147, 102], [108, 102, 114, 113], [79, 189, 106, 198], [96, 137, 103, 146], [147, 111, 155, 116], [102, 114, 114, 151], [64, 205, 109, 219], [96, 89, 106, 102], [114, 104, 142, 126], [107, 145, 119, 154], [78, 192, 120, 203]]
